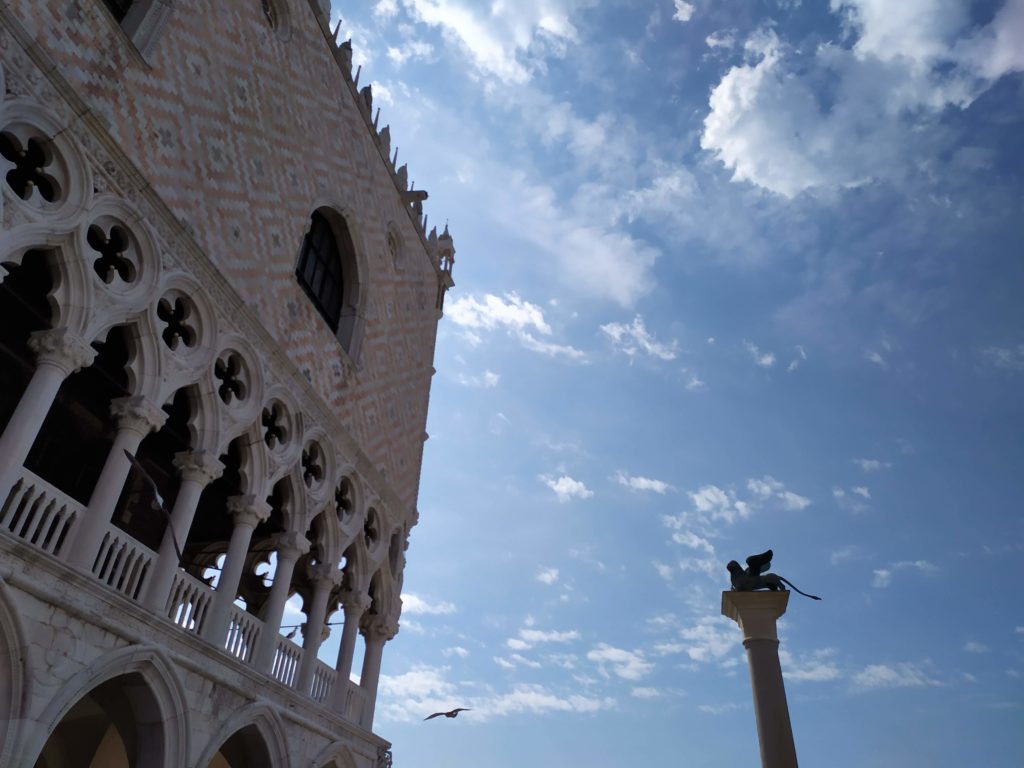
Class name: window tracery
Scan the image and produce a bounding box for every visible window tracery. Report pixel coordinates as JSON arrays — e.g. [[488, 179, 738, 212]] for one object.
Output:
[[88, 222, 136, 284], [157, 295, 197, 351], [0, 132, 59, 203]]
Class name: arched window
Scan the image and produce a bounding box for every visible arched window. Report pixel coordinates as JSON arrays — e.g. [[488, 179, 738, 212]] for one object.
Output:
[[101, 0, 135, 24], [295, 210, 362, 356]]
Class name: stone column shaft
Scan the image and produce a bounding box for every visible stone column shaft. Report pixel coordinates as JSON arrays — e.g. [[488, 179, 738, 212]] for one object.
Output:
[[722, 591, 799, 768], [296, 567, 339, 695], [253, 532, 310, 672], [68, 396, 166, 570], [142, 451, 223, 612], [359, 617, 397, 729], [331, 592, 370, 712], [0, 329, 95, 502], [202, 496, 270, 647]]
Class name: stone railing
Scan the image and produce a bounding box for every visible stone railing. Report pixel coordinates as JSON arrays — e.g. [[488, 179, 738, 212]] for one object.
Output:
[[0, 468, 80, 556], [311, 659, 337, 703], [271, 634, 304, 687], [224, 603, 263, 663], [166, 569, 215, 635], [90, 523, 155, 601]]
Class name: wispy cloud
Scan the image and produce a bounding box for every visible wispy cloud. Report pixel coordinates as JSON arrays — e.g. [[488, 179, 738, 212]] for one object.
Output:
[[655, 616, 738, 663], [963, 641, 990, 654], [616, 471, 673, 494], [542, 474, 594, 502], [536, 567, 560, 585], [447, 292, 585, 360], [853, 458, 891, 472], [981, 344, 1024, 371], [401, 593, 457, 615], [508, 627, 581, 651], [872, 560, 939, 589], [851, 662, 942, 692], [743, 340, 776, 368], [454, 369, 501, 388], [601, 315, 678, 361]]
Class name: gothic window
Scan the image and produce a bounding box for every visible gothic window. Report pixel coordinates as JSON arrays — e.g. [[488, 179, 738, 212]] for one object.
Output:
[[97, 0, 175, 60], [101, 0, 134, 23]]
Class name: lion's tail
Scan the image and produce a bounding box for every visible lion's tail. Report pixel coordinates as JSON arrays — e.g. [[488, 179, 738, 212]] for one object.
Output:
[[780, 577, 821, 600]]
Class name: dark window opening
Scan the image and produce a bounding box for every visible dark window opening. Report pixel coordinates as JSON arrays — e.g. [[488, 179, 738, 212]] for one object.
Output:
[[295, 211, 349, 333], [101, 0, 135, 23]]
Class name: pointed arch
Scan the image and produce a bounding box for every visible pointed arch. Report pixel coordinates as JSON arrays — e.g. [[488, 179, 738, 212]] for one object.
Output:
[[22, 644, 188, 768], [194, 703, 290, 768], [311, 741, 359, 768], [0, 577, 29, 767]]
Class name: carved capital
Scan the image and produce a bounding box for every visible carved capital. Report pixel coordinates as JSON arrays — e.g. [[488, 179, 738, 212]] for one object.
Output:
[[274, 530, 311, 562], [360, 614, 398, 641], [308, 562, 343, 590], [173, 450, 224, 486], [340, 590, 372, 617], [28, 328, 96, 375], [226, 494, 271, 528], [110, 396, 167, 436]]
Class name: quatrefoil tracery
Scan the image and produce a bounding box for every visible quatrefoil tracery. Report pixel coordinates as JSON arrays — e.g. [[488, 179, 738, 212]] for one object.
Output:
[[88, 223, 136, 284], [364, 509, 379, 549], [156, 296, 197, 351], [0, 132, 60, 203], [335, 477, 354, 521], [214, 352, 248, 406], [302, 443, 325, 488], [262, 402, 289, 450]]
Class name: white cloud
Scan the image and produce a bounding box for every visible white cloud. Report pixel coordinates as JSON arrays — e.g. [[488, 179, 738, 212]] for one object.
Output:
[[743, 340, 776, 367], [508, 627, 580, 651], [701, 2, 1024, 197], [689, 484, 749, 524], [747, 475, 811, 510], [981, 344, 1024, 371], [587, 644, 654, 680], [685, 374, 706, 391], [865, 350, 887, 367], [873, 560, 939, 588], [374, 0, 399, 18], [698, 702, 742, 715], [672, 1, 696, 22], [543, 474, 594, 502], [454, 369, 501, 387], [652, 561, 675, 581], [963, 641, 990, 654], [447, 293, 584, 359], [600, 315, 678, 360], [706, 30, 736, 50], [780, 648, 842, 683], [829, 545, 862, 565], [851, 662, 942, 692], [443, 646, 470, 658], [670, 530, 715, 555], [787, 344, 808, 372], [401, 593, 457, 615], [851, 486, 871, 499], [616, 471, 673, 494], [479, 684, 615, 719], [536, 567, 560, 585], [631, 686, 663, 698], [853, 458, 891, 472], [660, 616, 738, 663], [387, 39, 435, 65]]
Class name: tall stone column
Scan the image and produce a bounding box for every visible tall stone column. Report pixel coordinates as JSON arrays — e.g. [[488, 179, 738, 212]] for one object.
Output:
[[330, 590, 371, 712], [201, 495, 270, 647], [253, 531, 310, 673], [296, 564, 342, 695], [68, 396, 167, 570], [0, 329, 95, 502], [722, 591, 799, 768], [142, 450, 224, 612], [359, 616, 397, 729]]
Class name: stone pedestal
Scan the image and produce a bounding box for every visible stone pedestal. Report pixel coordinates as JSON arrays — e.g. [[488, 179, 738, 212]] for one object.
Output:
[[722, 591, 798, 768]]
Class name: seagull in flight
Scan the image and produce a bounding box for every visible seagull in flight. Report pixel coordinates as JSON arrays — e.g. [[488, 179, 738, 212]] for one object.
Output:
[[123, 449, 183, 563], [424, 707, 471, 721]]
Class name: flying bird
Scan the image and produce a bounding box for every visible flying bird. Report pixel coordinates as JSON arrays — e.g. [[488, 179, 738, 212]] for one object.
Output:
[[123, 449, 183, 563], [424, 707, 471, 721]]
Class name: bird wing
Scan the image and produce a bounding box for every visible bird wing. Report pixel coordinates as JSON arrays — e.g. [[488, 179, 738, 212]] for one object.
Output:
[[746, 549, 773, 574], [451, 708, 471, 714], [424, 712, 445, 720], [123, 450, 184, 563]]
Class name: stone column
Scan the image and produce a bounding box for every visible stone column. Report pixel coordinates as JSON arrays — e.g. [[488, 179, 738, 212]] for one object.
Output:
[[201, 495, 270, 646], [722, 591, 799, 768], [253, 531, 311, 673], [0, 329, 95, 502], [296, 564, 341, 695], [142, 450, 224, 612], [359, 616, 397, 729], [330, 590, 371, 711], [68, 396, 167, 570]]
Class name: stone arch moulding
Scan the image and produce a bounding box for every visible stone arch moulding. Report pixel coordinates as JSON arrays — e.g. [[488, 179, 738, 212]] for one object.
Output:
[[0, 576, 30, 768], [311, 741, 359, 768], [17, 644, 189, 768], [192, 702, 290, 768]]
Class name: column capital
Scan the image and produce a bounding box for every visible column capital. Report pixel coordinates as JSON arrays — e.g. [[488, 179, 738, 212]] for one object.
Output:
[[360, 614, 398, 641], [340, 589, 372, 616], [110, 395, 167, 436], [226, 494, 271, 528], [173, 450, 224, 486], [28, 328, 96, 375], [308, 562, 344, 589], [274, 530, 311, 561], [721, 590, 789, 642]]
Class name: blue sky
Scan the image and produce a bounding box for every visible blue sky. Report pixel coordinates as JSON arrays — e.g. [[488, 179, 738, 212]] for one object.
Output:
[[325, 1, 1023, 765]]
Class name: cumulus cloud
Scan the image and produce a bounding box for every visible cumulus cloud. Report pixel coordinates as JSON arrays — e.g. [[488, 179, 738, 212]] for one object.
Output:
[[543, 474, 594, 502], [701, 1, 1024, 196], [507, 627, 580, 651], [587, 644, 654, 680], [401, 593, 457, 615], [616, 471, 673, 494], [672, 1, 696, 22], [851, 486, 871, 499], [600, 316, 678, 361], [747, 475, 811, 510], [536, 567, 560, 585], [851, 662, 942, 692], [780, 648, 842, 682], [447, 293, 585, 359], [655, 616, 738, 663]]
